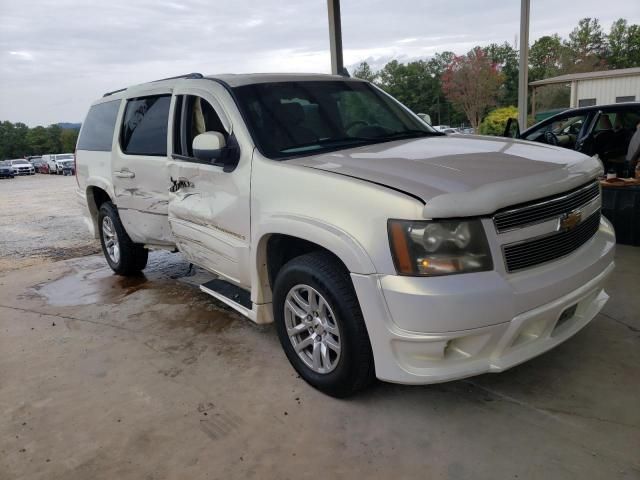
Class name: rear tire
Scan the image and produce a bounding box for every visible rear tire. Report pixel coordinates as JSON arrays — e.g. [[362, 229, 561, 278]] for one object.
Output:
[[273, 251, 375, 397], [98, 202, 148, 275]]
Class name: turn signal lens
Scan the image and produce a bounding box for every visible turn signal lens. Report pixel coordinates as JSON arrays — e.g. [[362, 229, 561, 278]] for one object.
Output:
[[388, 219, 492, 276]]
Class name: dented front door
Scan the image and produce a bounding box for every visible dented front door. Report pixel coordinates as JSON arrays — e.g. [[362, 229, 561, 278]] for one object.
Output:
[[111, 88, 174, 246], [166, 81, 252, 287]]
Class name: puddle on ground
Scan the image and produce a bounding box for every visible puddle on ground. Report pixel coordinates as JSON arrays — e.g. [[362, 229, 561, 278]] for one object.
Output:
[[32, 251, 240, 334], [34, 251, 192, 307], [35, 268, 151, 306]]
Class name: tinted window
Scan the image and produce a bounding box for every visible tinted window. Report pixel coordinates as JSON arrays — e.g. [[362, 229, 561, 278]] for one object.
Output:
[[233, 81, 435, 159], [121, 95, 170, 156], [77, 100, 120, 151]]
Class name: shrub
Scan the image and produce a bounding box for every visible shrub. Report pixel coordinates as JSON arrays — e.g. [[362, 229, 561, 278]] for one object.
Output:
[[479, 106, 518, 136]]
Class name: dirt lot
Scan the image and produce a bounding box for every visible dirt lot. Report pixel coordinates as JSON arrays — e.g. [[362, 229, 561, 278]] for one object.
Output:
[[1, 174, 639, 480], [0, 175, 99, 272]]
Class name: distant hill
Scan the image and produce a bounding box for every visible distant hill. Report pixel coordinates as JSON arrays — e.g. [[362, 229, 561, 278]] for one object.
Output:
[[57, 122, 81, 130]]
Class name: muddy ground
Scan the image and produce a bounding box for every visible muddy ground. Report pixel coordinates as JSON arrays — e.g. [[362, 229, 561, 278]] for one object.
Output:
[[0, 174, 639, 480]]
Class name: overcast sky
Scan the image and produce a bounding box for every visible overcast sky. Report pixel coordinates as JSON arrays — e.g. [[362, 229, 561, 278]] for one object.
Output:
[[1, 0, 638, 126]]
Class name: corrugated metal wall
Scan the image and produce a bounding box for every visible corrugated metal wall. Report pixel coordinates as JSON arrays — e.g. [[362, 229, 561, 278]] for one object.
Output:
[[574, 75, 640, 106]]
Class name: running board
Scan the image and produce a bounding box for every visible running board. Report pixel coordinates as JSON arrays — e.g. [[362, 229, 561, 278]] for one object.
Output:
[[200, 279, 254, 320]]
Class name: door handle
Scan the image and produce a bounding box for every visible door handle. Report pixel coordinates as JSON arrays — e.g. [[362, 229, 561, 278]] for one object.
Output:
[[114, 170, 135, 179]]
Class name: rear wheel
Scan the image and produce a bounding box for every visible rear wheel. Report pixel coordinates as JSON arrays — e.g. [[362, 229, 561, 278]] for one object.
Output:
[[273, 252, 375, 397], [98, 202, 148, 275]]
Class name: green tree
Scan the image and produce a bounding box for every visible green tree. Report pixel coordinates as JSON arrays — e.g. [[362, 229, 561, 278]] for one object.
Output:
[[378, 60, 440, 115], [60, 129, 78, 152], [606, 19, 640, 68], [26, 126, 50, 155], [529, 34, 563, 81], [564, 18, 607, 71], [46, 124, 63, 153], [352, 61, 377, 83], [485, 42, 519, 106]]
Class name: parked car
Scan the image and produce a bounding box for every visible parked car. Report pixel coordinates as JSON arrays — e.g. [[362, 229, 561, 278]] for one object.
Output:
[[0, 160, 16, 178], [43, 153, 75, 174], [8, 159, 35, 175], [38, 161, 51, 174], [28, 156, 47, 173], [504, 102, 640, 176], [60, 159, 75, 175], [76, 73, 614, 397]]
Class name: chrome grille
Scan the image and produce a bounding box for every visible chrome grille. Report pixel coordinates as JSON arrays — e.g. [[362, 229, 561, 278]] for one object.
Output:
[[493, 181, 600, 233], [502, 211, 601, 272]]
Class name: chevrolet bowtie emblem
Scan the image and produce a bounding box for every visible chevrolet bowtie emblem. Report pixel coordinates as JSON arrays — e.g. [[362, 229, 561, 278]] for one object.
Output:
[[560, 210, 582, 231]]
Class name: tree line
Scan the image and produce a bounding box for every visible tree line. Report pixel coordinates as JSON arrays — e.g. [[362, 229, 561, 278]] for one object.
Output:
[[353, 17, 640, 131], [0, 121, 79, 160]]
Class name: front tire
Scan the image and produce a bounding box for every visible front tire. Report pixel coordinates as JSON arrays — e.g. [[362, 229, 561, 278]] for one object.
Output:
[[98, 202, 148, 275], [273, 252, 375, 397]]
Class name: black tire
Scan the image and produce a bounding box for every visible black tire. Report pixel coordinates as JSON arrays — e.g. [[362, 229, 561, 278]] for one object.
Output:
[[98, 202, 148, 275], [273, 251, 375, 397]]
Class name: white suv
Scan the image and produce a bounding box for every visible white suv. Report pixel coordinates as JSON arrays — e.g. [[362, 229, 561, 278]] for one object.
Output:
[[76, 73, 615, 397], [44, 153, 75, 174]]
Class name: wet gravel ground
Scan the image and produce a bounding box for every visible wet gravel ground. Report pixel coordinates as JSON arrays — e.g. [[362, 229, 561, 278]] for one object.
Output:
[[0, 174, 100, 272]]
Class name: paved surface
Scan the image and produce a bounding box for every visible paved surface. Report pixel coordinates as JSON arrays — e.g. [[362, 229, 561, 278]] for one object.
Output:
[[1, 175, 639, 480]]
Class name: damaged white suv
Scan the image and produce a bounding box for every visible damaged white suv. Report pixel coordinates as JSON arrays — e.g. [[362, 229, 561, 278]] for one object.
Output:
[[76, 73, 615, 397]]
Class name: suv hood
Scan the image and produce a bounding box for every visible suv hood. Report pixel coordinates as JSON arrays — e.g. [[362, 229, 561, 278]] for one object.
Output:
[[288, 135, 602, 218]]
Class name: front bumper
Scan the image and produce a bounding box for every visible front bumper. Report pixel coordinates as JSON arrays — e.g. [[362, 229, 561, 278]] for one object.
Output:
[[351, 217, 615, 384]]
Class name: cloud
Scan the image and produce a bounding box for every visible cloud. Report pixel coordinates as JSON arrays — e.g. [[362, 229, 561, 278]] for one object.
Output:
[[0, 0, 637, 125], [8, 50, 34, 61]]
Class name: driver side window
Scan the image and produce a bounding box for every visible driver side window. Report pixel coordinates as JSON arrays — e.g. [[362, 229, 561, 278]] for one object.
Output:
[[524, 114, 588, 149], [173, 95, 226, 158]]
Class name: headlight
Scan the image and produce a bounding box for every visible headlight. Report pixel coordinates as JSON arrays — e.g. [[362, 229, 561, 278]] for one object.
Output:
[[388, 219, 492, 276]]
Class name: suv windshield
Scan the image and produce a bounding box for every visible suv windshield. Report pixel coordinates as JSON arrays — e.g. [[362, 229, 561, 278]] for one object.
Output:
[[56, 154, 74, 160], [233, 80, 437, 159]]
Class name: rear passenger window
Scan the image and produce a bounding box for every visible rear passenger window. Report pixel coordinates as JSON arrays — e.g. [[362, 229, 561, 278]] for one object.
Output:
[[121, 95, 171, 156], [77, 100, 120, 151]]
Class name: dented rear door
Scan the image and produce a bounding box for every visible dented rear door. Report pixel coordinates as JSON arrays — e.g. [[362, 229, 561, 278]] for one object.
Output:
[[111, 86, 174, 246]]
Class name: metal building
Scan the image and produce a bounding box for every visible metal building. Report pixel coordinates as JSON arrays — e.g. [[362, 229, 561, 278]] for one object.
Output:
[[529, 67, 640, 113]]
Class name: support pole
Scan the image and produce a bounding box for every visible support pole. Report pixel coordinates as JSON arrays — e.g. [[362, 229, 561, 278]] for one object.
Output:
[[327, 0, 344, 75], [517, 0, 530, 129]]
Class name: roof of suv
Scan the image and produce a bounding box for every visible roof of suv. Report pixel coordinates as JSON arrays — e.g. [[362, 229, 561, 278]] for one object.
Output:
[[206, 73, 360, 87], [101, 72, 361, 99]]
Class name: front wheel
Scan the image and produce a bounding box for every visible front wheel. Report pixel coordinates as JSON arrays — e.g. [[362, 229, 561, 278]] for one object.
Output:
[[273, 252, 375, 397], [98, 202, 148, 275]]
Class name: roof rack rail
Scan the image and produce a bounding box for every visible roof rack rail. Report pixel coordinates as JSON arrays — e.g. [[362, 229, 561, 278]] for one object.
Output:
[[102, 73, 203, 97], [151, 72, 204, 82], [103, 87, 127, 98]]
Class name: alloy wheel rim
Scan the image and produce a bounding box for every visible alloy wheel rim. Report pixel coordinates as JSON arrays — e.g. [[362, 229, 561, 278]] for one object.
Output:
[[102, 216, 120, 264], [284, 284, 341, 374]]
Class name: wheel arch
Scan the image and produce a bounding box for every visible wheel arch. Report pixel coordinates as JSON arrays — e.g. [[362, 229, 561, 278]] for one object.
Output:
[[250, 216, 376, 306], [85, 179, 115, 238]]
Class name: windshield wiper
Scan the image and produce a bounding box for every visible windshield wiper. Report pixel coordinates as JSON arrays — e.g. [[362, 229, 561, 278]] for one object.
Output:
[[280, 136, 380, 153], [376, 129, 442, 140]]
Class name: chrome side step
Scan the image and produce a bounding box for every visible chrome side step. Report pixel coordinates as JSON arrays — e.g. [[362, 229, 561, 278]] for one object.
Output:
[[200, 279, 253, 320]]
